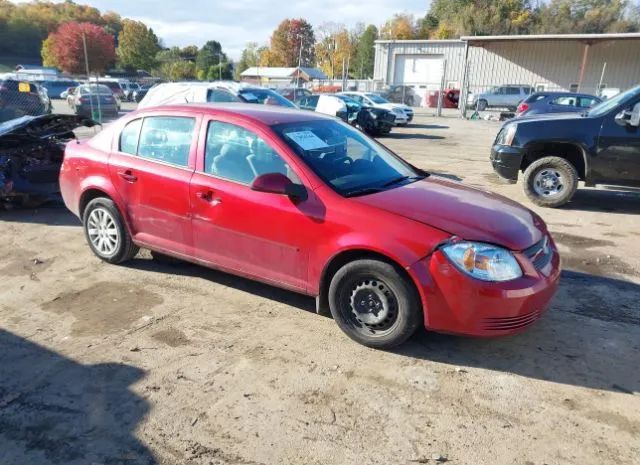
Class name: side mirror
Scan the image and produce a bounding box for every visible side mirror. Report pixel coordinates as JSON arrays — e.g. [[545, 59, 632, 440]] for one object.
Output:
[[251, 173, 307, 201], [615, 102, 640, 127]]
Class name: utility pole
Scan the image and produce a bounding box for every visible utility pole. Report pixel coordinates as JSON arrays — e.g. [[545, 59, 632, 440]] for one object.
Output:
[[82, 32, 97, 123], [296, 36, 303, 88]]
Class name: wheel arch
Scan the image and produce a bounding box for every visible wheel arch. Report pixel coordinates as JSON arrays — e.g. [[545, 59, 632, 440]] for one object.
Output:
[[316, 248, 422, 316], [521, 141, 588, 180]]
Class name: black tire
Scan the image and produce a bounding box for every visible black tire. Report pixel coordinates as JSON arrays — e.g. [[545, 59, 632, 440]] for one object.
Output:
[[328, 259, 422, 349], [477, 99, 488, 111], [523, 156, 579, 208], [83, 197, 139, 264]]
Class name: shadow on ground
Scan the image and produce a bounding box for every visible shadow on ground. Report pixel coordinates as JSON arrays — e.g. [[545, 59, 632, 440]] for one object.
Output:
[[398, 270, 640, 395], [0, 203, 80, 227], [564, 188, 640, 214], [386, 133, 445, 140], [0, 329, 155, 465]]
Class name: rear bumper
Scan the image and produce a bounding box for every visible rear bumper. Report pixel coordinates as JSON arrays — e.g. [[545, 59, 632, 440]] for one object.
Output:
[[490, 145, 523, 182], [408, 242, 561, 337]]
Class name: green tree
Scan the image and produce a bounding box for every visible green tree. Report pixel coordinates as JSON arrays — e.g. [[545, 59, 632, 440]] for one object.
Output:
[[235, 42, 260, 79], [196, 41, 227, 75], [534, 0, 638, 34], [206, 62, 233, 80], [354, 24, 378, 78], [117, 19, 160, 71]]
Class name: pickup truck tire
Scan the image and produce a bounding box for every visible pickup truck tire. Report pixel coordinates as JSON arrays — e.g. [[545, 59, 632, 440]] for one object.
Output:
[[523, 156, 578, 208], [477, 99, 488, 111]]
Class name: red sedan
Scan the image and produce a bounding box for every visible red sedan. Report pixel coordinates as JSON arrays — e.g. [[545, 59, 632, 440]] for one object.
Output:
[[60, 104, 560, 349]]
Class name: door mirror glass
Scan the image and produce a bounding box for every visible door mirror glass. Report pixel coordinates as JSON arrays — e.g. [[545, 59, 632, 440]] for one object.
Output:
[[615, 102, 640, 127], [251, 172, 307, 200]]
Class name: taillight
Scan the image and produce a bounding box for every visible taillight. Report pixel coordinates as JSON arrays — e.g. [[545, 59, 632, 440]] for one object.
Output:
[[517, 103, 529, 114]]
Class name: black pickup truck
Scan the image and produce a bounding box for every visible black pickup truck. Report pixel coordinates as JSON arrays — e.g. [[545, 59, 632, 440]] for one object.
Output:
[[491, 85, 640, 207]]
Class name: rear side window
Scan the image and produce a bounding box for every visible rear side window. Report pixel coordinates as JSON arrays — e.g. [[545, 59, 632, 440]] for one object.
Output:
[[119, 119, 143, 154], [506, 87, 521, 95], [578, 97, 599, 108], [137, 117, 195, 167], [552, 96, 577, 106], [119, 116, 195, 167]]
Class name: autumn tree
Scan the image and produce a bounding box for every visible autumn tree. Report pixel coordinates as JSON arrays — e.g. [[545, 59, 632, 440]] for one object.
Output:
[[380, 13, 416, 39], [269, 18, 315, 67], [41, 22, 115, 74], [534, 0, 638, 34], [117, 19, 160, 71]]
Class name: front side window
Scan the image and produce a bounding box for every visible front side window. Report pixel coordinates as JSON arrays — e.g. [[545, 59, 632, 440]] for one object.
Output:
[[272, 119, 424, 197], [204, 121, 297, 184], [578, 97, 599, 108], [136, 116, 195, 167], [507, 87, 520, 95]]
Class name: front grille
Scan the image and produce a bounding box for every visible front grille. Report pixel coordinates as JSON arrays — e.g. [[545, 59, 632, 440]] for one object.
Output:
[[381, 113, 396, 124], [524, 236, 552, 270], [482, 310, 541, 331]]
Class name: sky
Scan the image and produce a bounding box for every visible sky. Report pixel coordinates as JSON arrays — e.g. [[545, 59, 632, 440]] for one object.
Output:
[[15, 0, 428, 59]]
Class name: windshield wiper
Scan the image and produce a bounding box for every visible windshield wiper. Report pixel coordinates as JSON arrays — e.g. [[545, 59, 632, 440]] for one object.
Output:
[[381, 174, 423, 188], [344, 187, 384, 197]]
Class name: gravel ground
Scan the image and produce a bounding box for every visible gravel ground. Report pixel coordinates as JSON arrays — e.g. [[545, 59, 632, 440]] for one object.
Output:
[[1, 103, 639, 465]]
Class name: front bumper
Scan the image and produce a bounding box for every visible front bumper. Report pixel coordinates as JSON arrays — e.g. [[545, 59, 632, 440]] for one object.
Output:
[[490, 144, 524, 182], [408, 239, 561, 337]]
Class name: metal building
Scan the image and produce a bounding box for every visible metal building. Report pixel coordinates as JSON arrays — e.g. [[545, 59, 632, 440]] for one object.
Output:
[[374, 33, 640, 112]]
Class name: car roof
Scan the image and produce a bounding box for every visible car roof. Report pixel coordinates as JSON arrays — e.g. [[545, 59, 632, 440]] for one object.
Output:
[[133, 102, 334, 126], [530, 91, 599, 98]]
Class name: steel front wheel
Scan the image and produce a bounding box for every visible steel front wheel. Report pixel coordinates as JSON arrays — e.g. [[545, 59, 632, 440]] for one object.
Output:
[[83, 197, 139, 264], [523, 156, 578, 208], [328, 259, 422, 349]]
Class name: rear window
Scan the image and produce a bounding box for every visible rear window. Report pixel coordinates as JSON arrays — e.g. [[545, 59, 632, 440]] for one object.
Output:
[[1, 80, 37, 92], [525, 94, 546, 103]]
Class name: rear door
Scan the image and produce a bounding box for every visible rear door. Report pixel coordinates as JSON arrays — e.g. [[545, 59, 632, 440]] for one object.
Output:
[[109, 112, 201, 254], [189, 117, 315, 291]]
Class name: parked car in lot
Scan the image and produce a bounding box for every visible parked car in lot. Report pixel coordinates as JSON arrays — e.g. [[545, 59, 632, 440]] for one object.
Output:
[[69, 84, 120, 118], [0, 114, 95, 206], [139, 82, 297, 109], [491, 85, 640, 207], [276, 87, 312, 102], [41, 79, 80, 99], [60, 104, 560, 348], [296, 94, 396, 136], [0, 79, 51, 122], [339, 91, 413, 125], [133, 85, 152, 103], [472, 85, 534, 111], [93, 80, 125, 100], [122, 82, 141, 101], [516, 92, 601, 117], [378, 85, 420, 106]]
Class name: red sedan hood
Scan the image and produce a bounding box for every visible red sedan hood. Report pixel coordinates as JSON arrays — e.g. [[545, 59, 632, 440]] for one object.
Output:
[[353, 177, 544, 251]]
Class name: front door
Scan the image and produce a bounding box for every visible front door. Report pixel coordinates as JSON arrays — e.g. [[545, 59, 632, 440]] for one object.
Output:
[[190, 118, 319, 292], [109, 113, 200, 254], [594, 99, 640, 186]]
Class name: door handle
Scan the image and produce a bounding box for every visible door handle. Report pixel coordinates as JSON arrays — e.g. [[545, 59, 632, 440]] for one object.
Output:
[[117, 169, 137, 182], [196, 190, 222, 205]]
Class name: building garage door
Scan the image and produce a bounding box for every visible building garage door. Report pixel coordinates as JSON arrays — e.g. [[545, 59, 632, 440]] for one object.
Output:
[[393, 54, 444, 87]]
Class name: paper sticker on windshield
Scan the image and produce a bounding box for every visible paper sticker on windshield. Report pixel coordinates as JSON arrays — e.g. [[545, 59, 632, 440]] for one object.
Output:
[[287, 131, 328, 150], [241, 92, 257, 101], [18, 82, 31, 92]]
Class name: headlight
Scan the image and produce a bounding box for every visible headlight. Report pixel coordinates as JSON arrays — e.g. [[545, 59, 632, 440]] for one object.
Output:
[[497, 124, 517, 146], [440, 241, 522, 282]]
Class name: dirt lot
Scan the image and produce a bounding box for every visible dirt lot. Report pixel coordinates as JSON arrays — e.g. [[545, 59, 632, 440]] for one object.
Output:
[[1, 110, 639, 465]]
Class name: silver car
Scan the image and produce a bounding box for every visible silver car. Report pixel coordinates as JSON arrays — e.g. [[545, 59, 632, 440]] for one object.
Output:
[[472, 85, 534, 111]]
